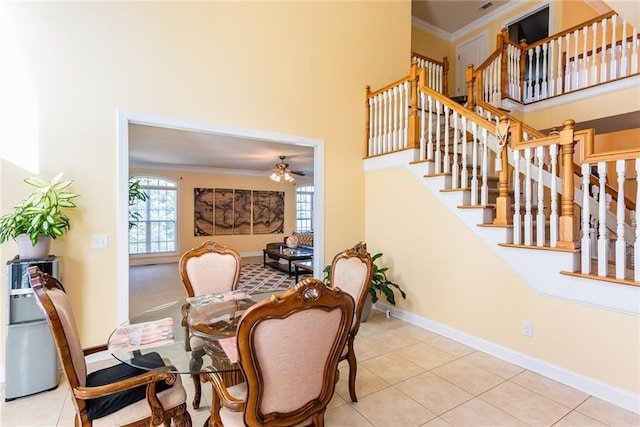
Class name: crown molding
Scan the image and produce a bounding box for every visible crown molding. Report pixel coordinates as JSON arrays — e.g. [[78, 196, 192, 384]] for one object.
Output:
[[411, 15, 452, 41], [451, 0, 528, 41], [130, 160, 270, 177]]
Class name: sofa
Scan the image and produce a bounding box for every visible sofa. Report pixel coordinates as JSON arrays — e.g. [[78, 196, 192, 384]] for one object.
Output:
[[265, 231, 314, 256]]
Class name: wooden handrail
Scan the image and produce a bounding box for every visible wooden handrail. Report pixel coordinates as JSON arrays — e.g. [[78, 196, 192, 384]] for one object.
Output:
[[368, 75, 411, 98], [524, 11, 616, 50], [411, 51, 445, 67]]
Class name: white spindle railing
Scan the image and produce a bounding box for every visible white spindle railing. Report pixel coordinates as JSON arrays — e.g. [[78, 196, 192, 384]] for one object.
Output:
[[412, 55, 446, 94], [367, 80, 410, 156], [504, 13, 640, 104]]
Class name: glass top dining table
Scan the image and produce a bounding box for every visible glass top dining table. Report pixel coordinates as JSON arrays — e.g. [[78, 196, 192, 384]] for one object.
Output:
[[108, 290, 275, 375]]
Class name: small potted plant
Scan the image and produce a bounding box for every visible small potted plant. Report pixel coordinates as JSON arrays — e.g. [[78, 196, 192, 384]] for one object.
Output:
[[324, 245, 406, 321], [0, 173, 79, 259]]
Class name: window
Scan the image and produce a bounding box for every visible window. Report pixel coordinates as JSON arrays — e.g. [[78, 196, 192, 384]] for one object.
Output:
[[129, 176, 177, 255], [295, 185, 314, 232]]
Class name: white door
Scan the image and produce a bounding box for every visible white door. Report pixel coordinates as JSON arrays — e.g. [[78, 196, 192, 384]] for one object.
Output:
[[455, 33, 488, 97]]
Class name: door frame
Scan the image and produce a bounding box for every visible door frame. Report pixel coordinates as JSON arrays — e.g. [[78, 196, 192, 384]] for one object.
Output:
[[116, 110, 325, 323]]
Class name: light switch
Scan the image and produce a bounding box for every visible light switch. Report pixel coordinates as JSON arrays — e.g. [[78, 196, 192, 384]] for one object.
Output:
[[91, 234, 108, 248]]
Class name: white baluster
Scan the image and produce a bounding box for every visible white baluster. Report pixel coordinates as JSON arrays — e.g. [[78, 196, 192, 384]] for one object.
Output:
[[534, 45, 541, 100], [631, 29, 638, 74], [471, 122, 479, 205], [541, 43, 548, 99], [582, 26, 589, 87], [565, 34, 572, 91], [573, 29, 580, 89], [597, 162, 608, 276], [382, 91, 389, 153], [427, 96, 434, 161], [610, 15, 618, 80], [480, 128, 488, 206], [536, 146, 546, 246], [452, 113, 459, 188], [392, 86, 399, 151], [527, 49, 534, 101], [592, 22, 599, 85], [513, 149, 522, 244], [621, 18, 628, 77], [402, 81, 409, 149], [419, 90, 426, 160], [615, 160, 626, 279], [435, 100, 442, 174], [443, 106, 450, 173], [591, 185, 599, 260], [461, 116, 468, 188], [601, 17, 608, 82], [524, 148, 533, 245], [557, 37, 564, 95], [368, 97, 374, 156], [581, 164, 591, 273], [550, 144, 559, 247]]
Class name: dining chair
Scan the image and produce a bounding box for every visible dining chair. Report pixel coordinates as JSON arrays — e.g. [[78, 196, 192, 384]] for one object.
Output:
[[28, 266, 191, 427], [329, 241, 373, 403], [179, 240, 242, 409], [202, 277, 354, 427]]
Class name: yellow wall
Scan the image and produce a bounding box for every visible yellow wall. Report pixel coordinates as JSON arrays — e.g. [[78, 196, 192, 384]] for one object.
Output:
[[130, 168, 309, 257], [365, 167, 640, 395], [0, 1, 410, 357], [411, 26, 454, 94]]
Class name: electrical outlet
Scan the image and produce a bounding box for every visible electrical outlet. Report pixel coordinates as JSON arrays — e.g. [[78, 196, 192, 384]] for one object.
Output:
[[522, 321, 533, 337]]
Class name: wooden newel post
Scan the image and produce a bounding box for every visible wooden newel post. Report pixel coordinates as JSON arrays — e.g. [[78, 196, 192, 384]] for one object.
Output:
[[365, 85, 371, 158], [442, 56, 449, 96], [408, 59, 420, 150], [499, 28, 508, 102], [493, 116, 512, 226], [466, 64, 475, 110], [556, 119, 580, 250]]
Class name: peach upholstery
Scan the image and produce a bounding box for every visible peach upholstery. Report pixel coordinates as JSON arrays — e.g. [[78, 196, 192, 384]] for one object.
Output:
[[206, 278, 354, 427], [179, 241, 242, 297], [179, 241, 242, 409], [329, 242, 373, 403], [28, 267, 191, 427]]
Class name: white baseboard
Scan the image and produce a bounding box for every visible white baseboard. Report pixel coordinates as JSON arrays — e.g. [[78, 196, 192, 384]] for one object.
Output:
[[373, 303, 640, 415]]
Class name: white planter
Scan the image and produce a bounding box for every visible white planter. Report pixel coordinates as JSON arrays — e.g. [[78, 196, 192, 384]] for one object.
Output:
[[16, 234, 51, 259]]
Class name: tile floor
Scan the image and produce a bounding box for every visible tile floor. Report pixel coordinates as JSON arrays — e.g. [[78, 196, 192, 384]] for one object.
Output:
[[1, 261, 637, 426]]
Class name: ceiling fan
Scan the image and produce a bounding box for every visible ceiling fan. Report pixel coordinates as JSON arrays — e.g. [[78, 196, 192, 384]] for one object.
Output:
[[274, 155, 305, 175]]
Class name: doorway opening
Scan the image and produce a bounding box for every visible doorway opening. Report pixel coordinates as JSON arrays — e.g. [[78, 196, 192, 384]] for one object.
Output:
[[117, 111, 325, 323]]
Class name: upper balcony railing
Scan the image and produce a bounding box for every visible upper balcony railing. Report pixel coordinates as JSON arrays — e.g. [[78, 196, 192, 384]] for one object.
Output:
[[468, 11, 640, 107]]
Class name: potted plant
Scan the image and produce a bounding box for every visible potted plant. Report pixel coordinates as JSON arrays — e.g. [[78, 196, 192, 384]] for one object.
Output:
[[128, 178, 148, 230], [0, 173, 79, 259], [324, 245, 406, 320]]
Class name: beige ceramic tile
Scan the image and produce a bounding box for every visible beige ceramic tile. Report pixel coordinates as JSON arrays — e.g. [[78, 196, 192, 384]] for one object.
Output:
[[432, 358, 505, 396], [480, 381, 572, 426], [360, 352, 426, 385], [396, 372, 473, 415], [354, 386, 436, 426], [352, 335, 404, 361], [391, 324, 440, 342], [365, 330, 419, 354], [420, 417, 454, 426], [553, 410, 608, 426], [440, 397, 528, 426], [327, 389, 347, 411], [426, 336, 475, 357], [325, 403, 375, 426], [575, 397, 640, 426], [461, 351, 525, 379], [334, 364, 390, 403], [511, 370, 589, 408], [394, 341, 458, 370]]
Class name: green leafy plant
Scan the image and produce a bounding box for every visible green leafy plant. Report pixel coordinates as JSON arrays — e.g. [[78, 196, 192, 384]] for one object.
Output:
[[324, 247, 406, 305], [128, 179, 149, 230], [0, 173, 79, 245]]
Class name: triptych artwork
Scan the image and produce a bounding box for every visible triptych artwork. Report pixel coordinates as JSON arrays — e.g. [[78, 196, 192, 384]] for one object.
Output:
[[194, 188, 284, 236]]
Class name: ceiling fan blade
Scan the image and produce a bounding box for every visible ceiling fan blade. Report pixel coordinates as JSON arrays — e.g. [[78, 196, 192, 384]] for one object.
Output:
[[288, 169, 305, 176]]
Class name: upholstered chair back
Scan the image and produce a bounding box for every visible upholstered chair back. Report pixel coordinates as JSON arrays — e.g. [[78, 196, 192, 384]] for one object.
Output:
[[179, 241, 242, 297], [330, 242, 373, 334], [235, 278, 354, 426]]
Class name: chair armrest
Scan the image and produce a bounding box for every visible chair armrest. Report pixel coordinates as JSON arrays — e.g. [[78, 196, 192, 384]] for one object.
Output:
[[83, 345, 108, 356], [73, 368, 177, 400], [201, 370, 245, 412]]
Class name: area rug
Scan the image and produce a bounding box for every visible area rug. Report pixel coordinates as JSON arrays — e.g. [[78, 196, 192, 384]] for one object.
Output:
[[238, 263, 294, 293]]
